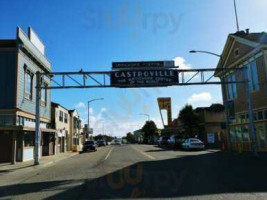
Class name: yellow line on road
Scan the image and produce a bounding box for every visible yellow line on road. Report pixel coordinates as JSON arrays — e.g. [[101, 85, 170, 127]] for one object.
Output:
[[131, 145, 156, 160]]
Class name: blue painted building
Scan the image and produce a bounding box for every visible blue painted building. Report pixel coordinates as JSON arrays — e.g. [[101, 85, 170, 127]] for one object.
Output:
[[0, 27, 56, 163]]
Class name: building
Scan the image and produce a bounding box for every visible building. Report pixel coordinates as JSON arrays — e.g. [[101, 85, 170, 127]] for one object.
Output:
[[69, 109, 83, 151], [170, 104, 226, 148], [195, 104, 227, 148], [215, 30, 267, 152], [51, 102, 70, 153], [133, 129, 143, 143], [0, 27, 56, 164]]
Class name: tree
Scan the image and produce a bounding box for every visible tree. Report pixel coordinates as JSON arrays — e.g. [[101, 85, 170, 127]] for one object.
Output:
[[93, 134, 113, 142], [178, 104, 200, 138], [125, 132, 135, 144], [141, 120, 158, 142]]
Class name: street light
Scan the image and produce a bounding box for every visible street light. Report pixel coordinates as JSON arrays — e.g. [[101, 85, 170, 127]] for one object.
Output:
[[87, 98, 104, 138], [139, 113, 150, 121], [189, 50, 221, 58]]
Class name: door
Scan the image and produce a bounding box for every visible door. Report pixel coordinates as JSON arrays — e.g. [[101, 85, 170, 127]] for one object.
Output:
[[49, 134, 55, 155], [0, 131, 12, 163]]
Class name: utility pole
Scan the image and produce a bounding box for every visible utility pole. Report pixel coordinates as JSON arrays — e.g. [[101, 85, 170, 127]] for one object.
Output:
[[34, 71, 41, 165], [234, 0, 240, 32]]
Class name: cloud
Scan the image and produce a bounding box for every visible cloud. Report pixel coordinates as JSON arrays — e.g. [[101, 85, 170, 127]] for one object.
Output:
[[74, 102, 85, 108], [188, 92, 212, 103], [100, 107, 107, 112], [173, 57, 192, 70]]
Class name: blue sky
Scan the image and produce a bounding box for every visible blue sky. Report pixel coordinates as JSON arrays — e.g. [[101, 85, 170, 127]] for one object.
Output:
[[1, 0, 267, 136]]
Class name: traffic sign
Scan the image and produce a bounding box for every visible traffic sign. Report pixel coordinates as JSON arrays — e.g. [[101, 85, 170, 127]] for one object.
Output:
[[110, 69, 178, 87]]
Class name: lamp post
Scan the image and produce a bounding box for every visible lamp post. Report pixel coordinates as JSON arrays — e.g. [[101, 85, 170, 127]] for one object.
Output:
[[189, 50, 221, 58], [87, 98, 104, 139], [189, 50, 258, 156], [139, 113, 150, 121]]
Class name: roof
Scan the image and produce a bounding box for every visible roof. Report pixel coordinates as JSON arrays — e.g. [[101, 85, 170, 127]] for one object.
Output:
[[51, 102, 69, 111], [233, 31, 267, 44], [215, 30, 267, 76]]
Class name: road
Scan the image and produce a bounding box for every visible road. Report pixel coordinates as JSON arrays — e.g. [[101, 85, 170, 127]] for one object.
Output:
[[1, 144, 267, 199]]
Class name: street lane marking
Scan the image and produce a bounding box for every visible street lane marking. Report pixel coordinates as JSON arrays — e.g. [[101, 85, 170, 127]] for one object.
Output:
[[104, 147, 114, 161], [131, 146, 155, 160]]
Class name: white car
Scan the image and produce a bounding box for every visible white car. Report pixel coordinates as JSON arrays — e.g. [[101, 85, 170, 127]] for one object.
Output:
[[182, 138, 205, 150]]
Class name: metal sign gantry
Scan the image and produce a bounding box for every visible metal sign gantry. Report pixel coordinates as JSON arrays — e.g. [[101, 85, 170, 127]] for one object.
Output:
[[37, 68, 241, 89], [33, 67, 257, 165]]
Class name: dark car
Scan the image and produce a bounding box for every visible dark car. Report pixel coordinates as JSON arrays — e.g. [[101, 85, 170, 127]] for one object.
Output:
[[82, 141, 97, 152], [158, 136, 169, 147], [97, 140, 106, 147]]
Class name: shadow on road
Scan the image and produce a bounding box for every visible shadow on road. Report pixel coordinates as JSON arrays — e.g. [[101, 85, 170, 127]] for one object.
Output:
[[1, 151, 267, 199]]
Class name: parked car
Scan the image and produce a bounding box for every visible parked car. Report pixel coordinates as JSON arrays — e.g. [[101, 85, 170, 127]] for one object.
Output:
[[82, 141, 97, 152], [97, 140, 106, 147], [158, 136, 169, 147], [182, 138, 205, 150]]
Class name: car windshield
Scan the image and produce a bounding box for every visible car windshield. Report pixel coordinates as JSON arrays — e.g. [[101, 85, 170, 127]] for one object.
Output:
[[2, 1, 265, 200], [85, 141, 94, 145]]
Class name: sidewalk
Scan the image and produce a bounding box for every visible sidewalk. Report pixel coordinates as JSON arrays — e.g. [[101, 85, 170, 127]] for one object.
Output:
[[0, 152, 78, 175]]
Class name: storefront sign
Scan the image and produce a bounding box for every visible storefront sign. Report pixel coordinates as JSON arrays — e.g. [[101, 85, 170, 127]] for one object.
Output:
[[110, 69, 178, 87], [112, 61, 175, 70]]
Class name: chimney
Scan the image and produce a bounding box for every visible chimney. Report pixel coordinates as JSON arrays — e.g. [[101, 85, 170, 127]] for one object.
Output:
[[246, 29, 250, 34]]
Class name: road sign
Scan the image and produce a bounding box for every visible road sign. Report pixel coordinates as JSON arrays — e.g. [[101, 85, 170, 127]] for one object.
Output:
[[110, 69, 178, 87], [112, 61, 175, 70]]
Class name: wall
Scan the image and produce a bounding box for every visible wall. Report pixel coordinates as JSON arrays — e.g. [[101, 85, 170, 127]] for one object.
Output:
[[0, 50, 16, 109], [17, 51, 51, 121]]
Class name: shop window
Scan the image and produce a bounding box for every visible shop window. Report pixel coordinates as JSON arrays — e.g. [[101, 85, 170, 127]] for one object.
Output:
[[241, 126, 250, 142], [258, 111, 264, 120], [264, 110, 267, 119], [235, 127, 242, 142], [230, 127, 236, 142], [241, 114, 246, 123], [24, 132, 34, 147]]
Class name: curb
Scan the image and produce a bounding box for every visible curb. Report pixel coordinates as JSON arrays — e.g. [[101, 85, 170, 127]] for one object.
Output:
[[40, 153, 78, 168]]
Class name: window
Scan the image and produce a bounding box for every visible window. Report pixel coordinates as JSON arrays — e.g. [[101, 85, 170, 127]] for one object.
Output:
[[265, 110, 267, 119], [59, 111, 63, 122], [64, 113, 68, 123], [24, 132, 34, 147], [41, 83, 47, 106], [25, 71, 33, 100], [230, 127, 236, 142], [235, 127, 242, 142], [241, 126, 250, 142], [234, 48, 239, 58], [227, 74, 237, 99], [258, 111, 263, 120], [246, 61, 259, 92]]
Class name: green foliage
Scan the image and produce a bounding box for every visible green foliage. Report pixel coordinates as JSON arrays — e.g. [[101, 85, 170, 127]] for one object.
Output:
[[125, 132, 135, 143], [178, 104, 201, 137], [93, 134, 113, 142], [141, 120, 158, 140]]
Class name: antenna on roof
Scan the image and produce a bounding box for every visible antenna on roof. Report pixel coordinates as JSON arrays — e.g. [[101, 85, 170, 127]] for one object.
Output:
[[234, 0, 240, 32]]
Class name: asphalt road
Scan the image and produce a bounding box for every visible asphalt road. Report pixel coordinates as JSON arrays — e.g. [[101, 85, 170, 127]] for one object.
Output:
[[1, 145, 267, 200]]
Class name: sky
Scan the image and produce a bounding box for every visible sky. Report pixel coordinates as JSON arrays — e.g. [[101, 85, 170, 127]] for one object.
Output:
[[1, 0, 267, 137]]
